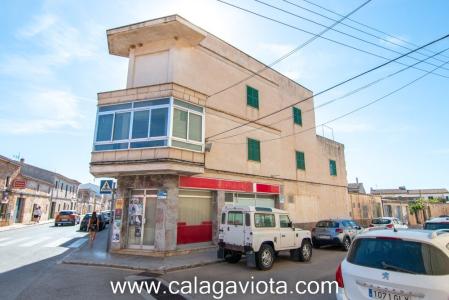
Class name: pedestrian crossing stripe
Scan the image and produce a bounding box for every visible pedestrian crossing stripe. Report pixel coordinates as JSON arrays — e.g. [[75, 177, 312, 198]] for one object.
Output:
[[0, 236, 88, 248]]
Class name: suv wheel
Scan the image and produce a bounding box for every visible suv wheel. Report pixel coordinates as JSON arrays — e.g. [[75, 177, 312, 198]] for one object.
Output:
[[225, 252, 242, 264], [343, 237, 351, 251], [256, 244, 274, 270], [299, 240, 312, 262]]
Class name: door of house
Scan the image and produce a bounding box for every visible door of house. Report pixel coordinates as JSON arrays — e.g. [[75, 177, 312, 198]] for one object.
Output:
[[14, 198, 24, 223], [49, 202, 56, 218], [126, 189, 157, 249]]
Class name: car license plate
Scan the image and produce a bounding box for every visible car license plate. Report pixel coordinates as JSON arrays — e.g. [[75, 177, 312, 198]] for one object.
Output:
[[61, 218, 68, 221], [369, 288, 412, 300], [319, 235, 331, 239]]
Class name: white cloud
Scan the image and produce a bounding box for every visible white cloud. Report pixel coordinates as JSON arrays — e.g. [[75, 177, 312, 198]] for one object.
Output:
[[0, 89, 83, 135]]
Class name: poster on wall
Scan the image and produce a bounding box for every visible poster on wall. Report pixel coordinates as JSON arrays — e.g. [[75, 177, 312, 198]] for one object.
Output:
[[157, 189, 167, 200], [115, 198, 123, 210], [112, 220, 121, 242]]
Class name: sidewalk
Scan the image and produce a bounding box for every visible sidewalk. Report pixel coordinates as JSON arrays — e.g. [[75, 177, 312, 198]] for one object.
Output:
[[0, 219, 54, 232], [62, 229, 221, 274]]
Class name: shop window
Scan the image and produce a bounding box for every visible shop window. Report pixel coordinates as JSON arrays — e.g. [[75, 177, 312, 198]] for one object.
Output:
[[254, 213, 275, 227]]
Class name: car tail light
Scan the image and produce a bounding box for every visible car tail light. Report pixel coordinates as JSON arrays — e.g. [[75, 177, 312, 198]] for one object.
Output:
[[69, 215, 75, 220], [386, 224, 394, 229], [336, 228, 344, 233], [336, 263, 344, 288]]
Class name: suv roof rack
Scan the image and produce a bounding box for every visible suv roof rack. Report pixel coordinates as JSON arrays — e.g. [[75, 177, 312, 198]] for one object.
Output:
[[430, 229, 449, 239]]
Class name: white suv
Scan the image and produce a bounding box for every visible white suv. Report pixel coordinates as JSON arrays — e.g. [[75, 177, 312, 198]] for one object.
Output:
[[336, 229, 449, 300], [218, 206, 312, 270]]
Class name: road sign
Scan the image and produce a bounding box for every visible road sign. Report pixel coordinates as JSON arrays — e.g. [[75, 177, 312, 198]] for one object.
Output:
[[100, 180, 114, 194]]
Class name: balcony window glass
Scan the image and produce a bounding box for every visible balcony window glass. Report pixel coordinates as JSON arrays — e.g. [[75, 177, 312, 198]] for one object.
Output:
[[173, 109, 188, 139], [96, 114, 113, 141], [132, 110, 150, 139], [188, 113, 202, 142], [150, 107, 168, 137], [113, 112, 131, 140]]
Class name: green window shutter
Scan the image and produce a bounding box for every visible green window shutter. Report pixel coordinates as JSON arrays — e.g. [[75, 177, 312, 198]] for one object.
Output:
[[293, 107, 302, 126], [247, 138, 261, 161], [296, 151, 305, 170], [329, 160, 337, 176], [246, 86, 259, 109]]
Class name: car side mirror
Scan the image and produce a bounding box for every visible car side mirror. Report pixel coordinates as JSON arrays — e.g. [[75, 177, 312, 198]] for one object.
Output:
[[288, 221, 293, 228]]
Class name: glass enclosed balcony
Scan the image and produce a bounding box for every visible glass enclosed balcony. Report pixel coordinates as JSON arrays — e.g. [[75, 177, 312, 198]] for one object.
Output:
[[93, 97, 204, 153]]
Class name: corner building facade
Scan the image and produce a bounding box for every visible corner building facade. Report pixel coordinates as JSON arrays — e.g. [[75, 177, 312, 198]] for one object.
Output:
[[90, 15, 350, 255]]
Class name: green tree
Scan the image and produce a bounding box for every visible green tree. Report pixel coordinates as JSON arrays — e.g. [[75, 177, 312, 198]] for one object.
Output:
[[409, 198, 425, 224]]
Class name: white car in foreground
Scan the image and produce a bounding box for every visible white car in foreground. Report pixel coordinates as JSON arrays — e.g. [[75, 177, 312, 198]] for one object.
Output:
[[336, 229, 449, 300]]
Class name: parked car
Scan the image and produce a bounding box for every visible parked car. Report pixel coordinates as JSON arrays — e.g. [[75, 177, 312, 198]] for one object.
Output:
[[79, 213, 106, 231], [312, 219, 363, 251], [218, 206, 312, 270], [369, 217, 408, 230], [101, 210, 112, 224], [424, 216, 449, 230], [336, 229, 449, 300], [55, 210, 80, 226]]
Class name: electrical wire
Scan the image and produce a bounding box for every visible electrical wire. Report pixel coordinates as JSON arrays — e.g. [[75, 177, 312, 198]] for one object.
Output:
[[206, 28, 449, 140], [208, 45, 449, 142], [212, 50, 449, 145], [208, 0, 373, 98], [256, 0, 449, 73], [280, 0, 449, 63]]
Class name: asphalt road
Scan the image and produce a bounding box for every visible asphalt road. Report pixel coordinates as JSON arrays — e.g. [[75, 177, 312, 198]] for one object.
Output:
[[0, 224, 346, 300], [163, 247, 346, 300]]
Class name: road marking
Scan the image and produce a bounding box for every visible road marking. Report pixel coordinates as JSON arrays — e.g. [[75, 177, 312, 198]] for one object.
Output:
[[67, 238, 87, 248], [20, 236, 53, 247], [0, 237, 31, 246], [43, 237, 73, 248]]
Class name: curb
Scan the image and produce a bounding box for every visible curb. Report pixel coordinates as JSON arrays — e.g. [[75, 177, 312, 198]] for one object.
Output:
[[0, 220, 55, 232], [61, 257, 223, 274]]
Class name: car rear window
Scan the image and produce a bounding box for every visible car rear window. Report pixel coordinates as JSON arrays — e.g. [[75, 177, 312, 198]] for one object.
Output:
[[348, 238, 449, 275], [59, 211, 73, 215], [316, 221, 339, 228], [228, 211, 243, 225], [424, 223, 449, 230], [372, 218, 391, 225]]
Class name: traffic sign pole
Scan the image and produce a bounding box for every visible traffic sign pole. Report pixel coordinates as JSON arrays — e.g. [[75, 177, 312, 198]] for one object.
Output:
[[106, 183, 115, 253]]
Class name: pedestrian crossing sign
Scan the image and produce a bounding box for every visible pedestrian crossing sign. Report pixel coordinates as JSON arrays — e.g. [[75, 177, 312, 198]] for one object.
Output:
[[100, 180, 114, 194]]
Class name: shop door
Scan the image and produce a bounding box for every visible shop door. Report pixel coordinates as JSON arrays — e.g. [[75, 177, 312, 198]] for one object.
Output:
[[127, 190, 157, 249], [14, 198, 23, 223], [177, 190, 212, 244]]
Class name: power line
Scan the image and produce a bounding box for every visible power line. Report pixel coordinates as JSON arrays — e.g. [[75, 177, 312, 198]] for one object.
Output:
[[208, 45, 449, 142], [300, 0, 448, 60], [256, 0, 449, 73], [214, 0, 449, 81], [281, 0, 449, 63], [212, 51, 449, 145], [206, 31, 449, 140], [209, 0, 372, 98]]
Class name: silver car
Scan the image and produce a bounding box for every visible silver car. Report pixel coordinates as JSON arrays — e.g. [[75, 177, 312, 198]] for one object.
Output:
[[312, 219, 363, 251]]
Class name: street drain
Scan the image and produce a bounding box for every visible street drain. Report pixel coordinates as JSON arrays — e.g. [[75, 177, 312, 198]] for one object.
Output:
[[135, 279, 187, 300]]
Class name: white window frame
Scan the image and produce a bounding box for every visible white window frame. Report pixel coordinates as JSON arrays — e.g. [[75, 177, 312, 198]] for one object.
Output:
[[93, 97, 204, 152]]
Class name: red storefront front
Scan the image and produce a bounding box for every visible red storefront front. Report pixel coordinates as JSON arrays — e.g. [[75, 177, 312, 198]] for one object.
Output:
[[176, 176, 280, 245]]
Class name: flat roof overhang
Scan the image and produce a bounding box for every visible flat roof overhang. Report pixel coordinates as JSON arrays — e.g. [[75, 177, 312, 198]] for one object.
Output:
[[107, 15, 207, 57]]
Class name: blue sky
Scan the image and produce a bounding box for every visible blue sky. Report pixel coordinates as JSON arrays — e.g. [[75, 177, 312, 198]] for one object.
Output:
[[1, 0, 448, 190]]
